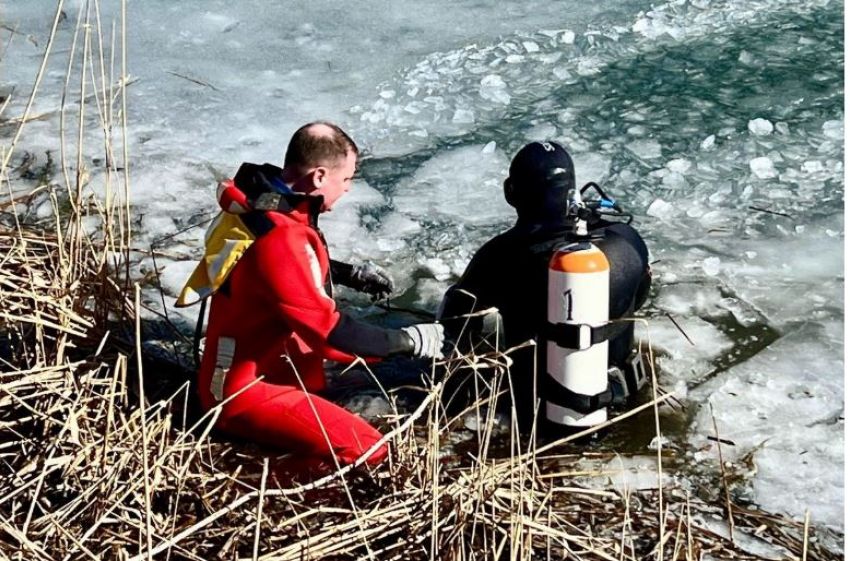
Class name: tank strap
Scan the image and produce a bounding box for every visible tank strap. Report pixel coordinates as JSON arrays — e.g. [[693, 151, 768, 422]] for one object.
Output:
[[544, 319, 630, 350], [542, 373, 613, 414], [190, 210, 277, 370], [193, 298, 207, 369]]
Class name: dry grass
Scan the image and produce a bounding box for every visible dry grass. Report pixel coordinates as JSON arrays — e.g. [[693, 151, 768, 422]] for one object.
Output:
[[0, 2, 840, 560], [0, 272, 837, 560]]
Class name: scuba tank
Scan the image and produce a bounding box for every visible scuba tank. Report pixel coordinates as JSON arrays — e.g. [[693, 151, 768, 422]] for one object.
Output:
[[546, 243, 610, 426], [544, 183, 632, 427]]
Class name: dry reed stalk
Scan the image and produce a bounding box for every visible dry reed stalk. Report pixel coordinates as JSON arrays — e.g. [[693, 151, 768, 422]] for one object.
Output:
[[710, 402, 736, 545], [1, 2, 66, 173]]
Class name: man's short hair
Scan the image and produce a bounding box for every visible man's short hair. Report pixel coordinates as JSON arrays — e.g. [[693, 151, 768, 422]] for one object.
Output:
[[284, 122, 358, 172]]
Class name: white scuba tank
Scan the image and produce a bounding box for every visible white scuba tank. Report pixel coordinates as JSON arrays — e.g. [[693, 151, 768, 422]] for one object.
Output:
[[546, 242, 610, 427]]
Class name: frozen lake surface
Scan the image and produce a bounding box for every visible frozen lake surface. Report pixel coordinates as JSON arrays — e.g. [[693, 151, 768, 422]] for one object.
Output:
[[2, 0, 843, 543]]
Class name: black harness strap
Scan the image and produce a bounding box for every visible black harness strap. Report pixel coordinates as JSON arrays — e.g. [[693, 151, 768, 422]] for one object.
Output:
[[239, 210, 277, 238], [542, 372, 613, 414], [543, 319, 631, 351], [193, 298, 207, 369]]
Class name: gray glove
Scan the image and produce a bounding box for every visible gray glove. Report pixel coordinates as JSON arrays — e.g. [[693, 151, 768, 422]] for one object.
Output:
[[402, 323, 446, 359], [351, 262, 394, 299]]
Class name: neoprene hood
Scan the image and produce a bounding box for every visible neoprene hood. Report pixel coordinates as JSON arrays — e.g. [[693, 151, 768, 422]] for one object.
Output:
[[506, 141, 575, 226]]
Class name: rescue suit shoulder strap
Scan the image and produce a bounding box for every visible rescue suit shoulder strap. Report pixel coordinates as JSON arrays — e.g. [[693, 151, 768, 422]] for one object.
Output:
[[213, 210, 276, 298], [240, 209, 277, 238], [191, 209, 278, 369]]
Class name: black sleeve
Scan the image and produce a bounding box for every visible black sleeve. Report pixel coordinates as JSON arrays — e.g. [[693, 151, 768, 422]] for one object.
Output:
[[437, 239, 506, 351], [438, 285, 477, 340], [327, 313, 414, 357], [438, 285, 479, 321], [449, 239, 502, 307], [330, 259, 356, 288], [437, 243, 495, 327]]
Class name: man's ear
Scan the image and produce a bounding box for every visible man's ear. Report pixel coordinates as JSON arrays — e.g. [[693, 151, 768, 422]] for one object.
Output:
[[312, 167, 328, 189]]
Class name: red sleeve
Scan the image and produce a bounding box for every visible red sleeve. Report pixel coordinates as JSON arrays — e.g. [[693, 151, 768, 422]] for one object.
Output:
[[248, 223, 411, 361], [252, 227, 359, 362]]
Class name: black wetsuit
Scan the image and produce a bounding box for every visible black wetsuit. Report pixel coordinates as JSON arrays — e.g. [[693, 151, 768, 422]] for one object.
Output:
[[439, 215, 651, 431]]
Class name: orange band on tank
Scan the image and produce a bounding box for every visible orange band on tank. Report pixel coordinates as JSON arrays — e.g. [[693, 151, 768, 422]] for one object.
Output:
[[549, 247, 610, 273]]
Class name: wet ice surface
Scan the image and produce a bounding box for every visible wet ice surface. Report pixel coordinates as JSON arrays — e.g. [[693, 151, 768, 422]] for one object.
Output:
[[689, 323, 844, 528], [392, 143, 512, 227], [1, 0, 843, 539]]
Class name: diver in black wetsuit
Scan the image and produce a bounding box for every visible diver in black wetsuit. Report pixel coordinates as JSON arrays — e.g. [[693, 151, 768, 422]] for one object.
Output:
[[437, 141, 652, 433]]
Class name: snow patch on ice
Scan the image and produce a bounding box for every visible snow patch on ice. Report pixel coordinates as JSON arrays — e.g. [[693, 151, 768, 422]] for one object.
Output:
[[689, 324, 843, 529]]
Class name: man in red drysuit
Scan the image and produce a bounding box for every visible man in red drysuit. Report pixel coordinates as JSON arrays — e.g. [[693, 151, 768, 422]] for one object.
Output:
[[179, 122, 444, 469]]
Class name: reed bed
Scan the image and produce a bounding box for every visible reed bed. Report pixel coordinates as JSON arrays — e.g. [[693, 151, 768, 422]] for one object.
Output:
[[0, 2, 839, 559], [0, 289, 838, 560]]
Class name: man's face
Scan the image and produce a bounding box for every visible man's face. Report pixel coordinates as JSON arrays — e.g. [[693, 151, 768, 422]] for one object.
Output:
[[315, 150, 357, 212]]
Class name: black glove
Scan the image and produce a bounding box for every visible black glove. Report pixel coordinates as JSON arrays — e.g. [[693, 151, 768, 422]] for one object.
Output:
[[349, 262, 394, 299], [331, 260, 394, 299]]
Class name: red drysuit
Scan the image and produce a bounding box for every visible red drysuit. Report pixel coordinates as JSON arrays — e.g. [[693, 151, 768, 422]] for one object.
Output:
[[194, 163, 411, 467]]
